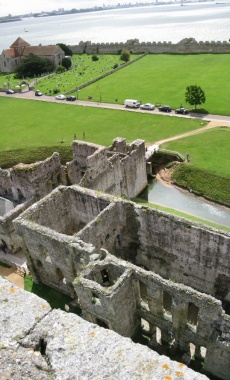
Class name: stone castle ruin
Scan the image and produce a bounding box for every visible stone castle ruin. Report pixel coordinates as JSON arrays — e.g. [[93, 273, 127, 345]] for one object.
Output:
[[0, 137, 230, 379]]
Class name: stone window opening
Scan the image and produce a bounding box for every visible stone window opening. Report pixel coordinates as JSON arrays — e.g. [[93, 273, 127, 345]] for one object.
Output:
[[141, 318, 150, 333], [36, 259, 43, 268], [200, 346, 207, 359], [139, 281, 150, 311], [91, 292, 101, 306], [156, 327, 162, 345], [56, 268, 66, 284], [101, 269, 110, 286], [187, 302, 199, 332], [96, 318, 109, 329], [163, 291, 173, 321]]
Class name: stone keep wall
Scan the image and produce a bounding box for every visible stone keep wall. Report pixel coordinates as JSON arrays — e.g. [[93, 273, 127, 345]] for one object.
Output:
[[0, 277, 210, 380], [14, 186, 111, 293], [70, 38, 230, 54], [75, 253, 230, 379], [67, 138, 148, 198], [10, 152, 65, 201], [0, 153, 65, 254], [135, 207, 230, 298], [13, 185, 230, 379]]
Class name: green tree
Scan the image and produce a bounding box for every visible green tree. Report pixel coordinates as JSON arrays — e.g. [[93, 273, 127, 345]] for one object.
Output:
[[56, 43, 73, 56], [92, 54, 99, 62], [56, 65, 65, 73], [120, 50, 130, 63], [16, 54, 54, 78], [62, 57, 72, 70], [185, 85, 206, 109]]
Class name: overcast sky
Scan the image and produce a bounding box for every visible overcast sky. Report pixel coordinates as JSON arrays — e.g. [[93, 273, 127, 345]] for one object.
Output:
[[0, 0, 141, 17]]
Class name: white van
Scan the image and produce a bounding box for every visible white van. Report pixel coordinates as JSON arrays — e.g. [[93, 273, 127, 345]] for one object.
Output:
[[124, 99, 141, 108]]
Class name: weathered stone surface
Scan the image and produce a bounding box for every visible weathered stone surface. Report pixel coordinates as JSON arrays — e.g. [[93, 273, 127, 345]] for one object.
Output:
[[22, 309, 209, 380], [0, 277, 51, 348], [13, 185, 230, 379], [0, 346, 51, 380], [0, 277, 209, 380]]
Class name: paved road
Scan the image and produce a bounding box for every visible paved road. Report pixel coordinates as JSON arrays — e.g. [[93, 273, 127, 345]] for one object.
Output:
[[1, 90, 230, 125]]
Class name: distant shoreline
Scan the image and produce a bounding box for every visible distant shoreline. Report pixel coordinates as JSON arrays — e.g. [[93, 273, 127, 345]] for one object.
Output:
[[0, 18, 21, 23]]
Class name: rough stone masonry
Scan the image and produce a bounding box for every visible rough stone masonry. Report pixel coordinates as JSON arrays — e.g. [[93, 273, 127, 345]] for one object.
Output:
[[0, 276, 209, 380], [0, 137, 230, 379]]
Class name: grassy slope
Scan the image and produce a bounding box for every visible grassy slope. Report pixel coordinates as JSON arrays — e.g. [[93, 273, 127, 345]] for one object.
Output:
[[78, 54, 230, 115], [162, 128, 230, 205]]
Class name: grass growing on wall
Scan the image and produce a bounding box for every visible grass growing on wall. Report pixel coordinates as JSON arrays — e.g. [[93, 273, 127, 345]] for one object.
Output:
[[24, 275, 75, 311]]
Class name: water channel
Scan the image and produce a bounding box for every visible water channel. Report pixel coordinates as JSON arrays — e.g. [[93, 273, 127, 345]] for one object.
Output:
[[144, 180, 230, 228]]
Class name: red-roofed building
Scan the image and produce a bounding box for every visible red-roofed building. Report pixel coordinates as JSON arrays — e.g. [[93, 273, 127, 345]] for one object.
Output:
[[0, 37, 65, 73]]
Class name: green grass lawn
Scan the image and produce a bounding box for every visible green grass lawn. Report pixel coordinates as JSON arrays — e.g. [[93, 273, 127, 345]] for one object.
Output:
[[161, 127, 230, 205], [0, 97, 203, 153], [24, 275, 81, 313], [77, 54, 230, 116], [162, 127, 230, 177]]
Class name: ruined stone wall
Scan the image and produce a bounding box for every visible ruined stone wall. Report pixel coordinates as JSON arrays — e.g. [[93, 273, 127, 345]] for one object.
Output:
[[134, 207, 230, 298], [121, 139, 148, 198], [75, 253, 230, 379], [0, 153, 66, 254], [67, 140, 100, 184], [80, 148, 124, 195], [0, 276, 210, 380], [76, 263, 138, 337], [0, 168, 12, 198], [67, 138, 147, 198], [13, 186, 230, 379], [70, 38, 230, 55], [10, 152, 64, 201], [0, 198, 34, 253], [78, 202, 126, 251], [14, 186, 111, 291]]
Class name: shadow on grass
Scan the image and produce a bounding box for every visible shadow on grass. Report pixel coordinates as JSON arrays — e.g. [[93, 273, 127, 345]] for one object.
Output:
[[190, 108, 209, 114]]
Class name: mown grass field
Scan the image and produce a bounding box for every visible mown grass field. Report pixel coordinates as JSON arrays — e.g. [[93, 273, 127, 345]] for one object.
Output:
[[76, 54, 230, 116], [0, 96, 203, 154]]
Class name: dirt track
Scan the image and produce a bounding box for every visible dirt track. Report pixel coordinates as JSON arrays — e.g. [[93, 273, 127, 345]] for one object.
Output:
[[155, 120, 230, 146], [0, 266, 24, 288]]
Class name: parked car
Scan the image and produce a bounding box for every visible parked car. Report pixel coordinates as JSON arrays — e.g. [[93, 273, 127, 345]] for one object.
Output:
[[6, 89, 14, 94], [35, 90, 42, 96], [124, 99, 141, 108], [175, 107, 189, 115], [55, 94, 66, 100], [66, 96, 76, 101], [140, 103, 155, 111], [158, 105, 172, 112]]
